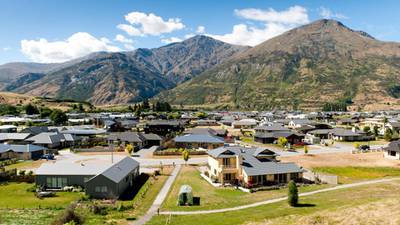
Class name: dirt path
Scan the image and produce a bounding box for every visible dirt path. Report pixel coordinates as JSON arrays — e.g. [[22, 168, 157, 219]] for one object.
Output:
[[160, 177, 400, 215]]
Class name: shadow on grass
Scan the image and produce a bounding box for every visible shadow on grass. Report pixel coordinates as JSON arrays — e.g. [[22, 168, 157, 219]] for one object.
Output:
[[295, 203, 316, 207], [119, 173, 150, 200]]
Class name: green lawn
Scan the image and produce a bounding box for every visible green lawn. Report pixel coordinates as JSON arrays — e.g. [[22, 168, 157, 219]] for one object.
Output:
[[4, 160, 44, 170], [0, 182, 81, 208], [0, 182, 80, 224], [149, 180, 400, 225], [313, 166, 400, 184], [162, 166, 329, 211]]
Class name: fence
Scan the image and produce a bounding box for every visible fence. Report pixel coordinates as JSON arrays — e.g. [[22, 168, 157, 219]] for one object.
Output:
[[303, 170, 338, 185]]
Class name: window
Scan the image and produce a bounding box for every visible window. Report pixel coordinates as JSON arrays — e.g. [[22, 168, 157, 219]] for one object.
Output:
[[46, 177, 52, 187], [390, 151, 397, 156], [223, 158, 230, 166], [95, 186, 108, 192]]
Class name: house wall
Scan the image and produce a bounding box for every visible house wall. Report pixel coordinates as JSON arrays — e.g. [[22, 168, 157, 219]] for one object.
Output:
[[85, 175, 118, 199], [36, 174, 94, 188], [384, 150, 400, 160]]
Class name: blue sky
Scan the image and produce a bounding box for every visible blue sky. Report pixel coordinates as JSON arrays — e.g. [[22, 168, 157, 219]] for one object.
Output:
[[1, 0, 400, 64]]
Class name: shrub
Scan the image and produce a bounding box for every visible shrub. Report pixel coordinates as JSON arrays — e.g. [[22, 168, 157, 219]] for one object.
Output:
[[51, 204, 84, 225], [277, 137, 288, 147], [288, 180, 298, 207], [26, 184, 37, 192], [90, 203, 108, 215]]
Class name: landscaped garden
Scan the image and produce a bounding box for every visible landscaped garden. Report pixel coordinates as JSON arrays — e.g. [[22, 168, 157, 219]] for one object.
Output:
[[161, 166, 330, 211]]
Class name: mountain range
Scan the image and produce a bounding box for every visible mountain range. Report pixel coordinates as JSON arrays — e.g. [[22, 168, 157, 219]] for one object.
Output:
[[3, 36, 247, 105], [2, 19, 400, 110]]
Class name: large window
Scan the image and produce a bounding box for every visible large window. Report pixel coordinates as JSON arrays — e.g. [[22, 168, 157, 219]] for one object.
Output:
[[390, 151, 397, 156], [45, 177, 67, 188]]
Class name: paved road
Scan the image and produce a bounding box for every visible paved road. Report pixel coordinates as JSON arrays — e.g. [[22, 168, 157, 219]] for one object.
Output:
[[160, 177, 400, 215], [134, 165, 181, 225]]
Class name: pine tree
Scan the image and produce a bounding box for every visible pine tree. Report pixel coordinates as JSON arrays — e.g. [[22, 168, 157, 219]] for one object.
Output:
[[288, 180, 298, 206]]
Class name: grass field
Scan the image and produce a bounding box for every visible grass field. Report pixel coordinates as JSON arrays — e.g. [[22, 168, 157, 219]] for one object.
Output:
[[161, 166, 329, 211], [313, 166, 400, 184], [5, 160, 45, 170], [149, 180, 400, 225], [0, 182, 80, 224], [0, 182, 80, 208]]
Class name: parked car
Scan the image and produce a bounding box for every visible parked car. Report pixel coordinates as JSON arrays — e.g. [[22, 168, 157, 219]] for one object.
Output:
[[41, 153, 54, 160], [358, 145, 370, 151]]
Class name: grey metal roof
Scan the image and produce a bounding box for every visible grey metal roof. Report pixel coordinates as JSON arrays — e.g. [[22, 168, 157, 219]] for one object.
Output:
[[108, 132, 144, 143], [97, 157, 139, 183], [384, 141, 400, 152], [255, 124, 289, 132], [141, 133, 163, 141], [36, 161, 109, 176], [0, 144, 47, 153], [174, 134, 224, 144], [26, 132, 79, 144], [0, 133, 31, 141]]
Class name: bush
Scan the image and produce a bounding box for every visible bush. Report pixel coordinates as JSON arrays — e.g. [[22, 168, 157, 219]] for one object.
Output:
[[288, 180, 298, 207], [51, 204, 84, 225], [26, 184, 37, 192], [90, 203, 108, 215]]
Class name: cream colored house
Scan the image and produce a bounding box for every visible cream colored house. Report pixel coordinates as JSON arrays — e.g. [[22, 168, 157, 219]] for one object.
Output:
[[207, 146, 303, 187]]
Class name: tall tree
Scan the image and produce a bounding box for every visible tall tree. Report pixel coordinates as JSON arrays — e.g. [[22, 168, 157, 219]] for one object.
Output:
[[288, 180, 298, 207]]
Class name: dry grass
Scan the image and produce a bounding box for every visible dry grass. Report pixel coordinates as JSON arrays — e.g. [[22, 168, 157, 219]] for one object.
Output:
[[247, 198, 400, 225], [280, 152, 400, 169]]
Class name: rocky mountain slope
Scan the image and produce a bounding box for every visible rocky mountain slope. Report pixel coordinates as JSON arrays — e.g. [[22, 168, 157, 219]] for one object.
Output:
[[159, 19, 400, 111], [6, 35, 247, 105]]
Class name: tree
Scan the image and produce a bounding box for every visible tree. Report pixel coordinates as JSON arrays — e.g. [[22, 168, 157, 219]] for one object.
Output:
[[354, 142, 360, 150], [24, 104, 39, 115], [373, 125, 379, 137], [363, 126, 371, 135], [304, 145, 308, 154], [277, 137, 288, 148], [50, 109, 68, 125], [40, 107, 53, 118], [143, 99, 150, 110], [196, 112, 208, 119], [288, 180, 298, 207], [384, 128, 393, 141], [125, 144, 134, 155], [182, 149, 190, 165], [78, 103, 84, 112]]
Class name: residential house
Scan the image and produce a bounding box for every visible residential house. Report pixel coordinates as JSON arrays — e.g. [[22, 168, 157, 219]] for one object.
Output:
[[207, 146, 303, 187], [254, 124, 304, 144], [107, 132, 163, 150], [232, 119, 258, 129], [383, 141, 400, 160], [35, 156, 140, 199], [0, 133, 31, 144], [0, 125, 17, 133], [26, 132, 80, 149], [174, 134, 224, 150], [144, 120, 185, 136], [0, 144, 48, 160]]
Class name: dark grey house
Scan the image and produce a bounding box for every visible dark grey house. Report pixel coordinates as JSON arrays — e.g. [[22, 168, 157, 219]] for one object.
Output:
[[35, 157, 140, 199]]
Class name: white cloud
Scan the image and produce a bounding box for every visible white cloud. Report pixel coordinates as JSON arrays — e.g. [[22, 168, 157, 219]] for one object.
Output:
[[114, 34, 134, 44], [318, 7, 348, 19], [196, 26, 205, 34], [118, 11, 185, 36], [124, 44, 135, 51], [207, 6, 309, 46], [234, 5, 309, 24], [161, 37, 183, 44], [117, 24, 143, 36], [2, 47, 11, 52], [21, 32, 121, 63]]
